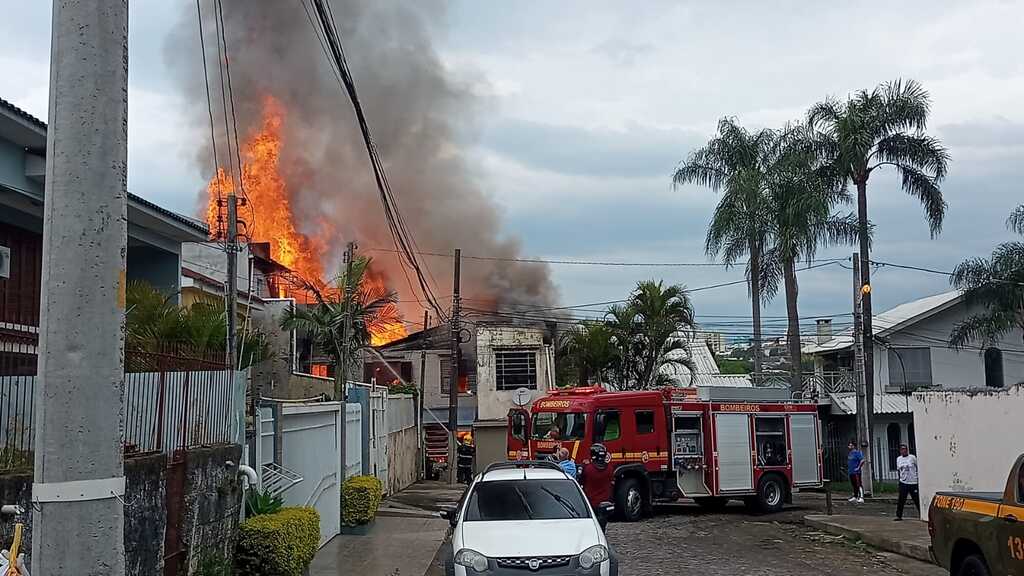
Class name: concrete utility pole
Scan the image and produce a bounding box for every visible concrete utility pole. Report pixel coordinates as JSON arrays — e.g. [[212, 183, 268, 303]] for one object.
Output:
[[32, 1, 129, 572], [338, 241, 355, 525], [226, 173, 239, 378], [419, 310, 428, 479], [852, 253, 873, 496], [448, 249, 461, 485]]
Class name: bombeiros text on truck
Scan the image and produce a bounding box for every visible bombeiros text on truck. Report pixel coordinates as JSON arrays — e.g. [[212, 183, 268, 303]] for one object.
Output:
[[506, 385, 823, 521]]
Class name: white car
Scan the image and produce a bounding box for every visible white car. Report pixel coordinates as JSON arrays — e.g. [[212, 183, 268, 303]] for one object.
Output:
[[441, 461, 618, 575]]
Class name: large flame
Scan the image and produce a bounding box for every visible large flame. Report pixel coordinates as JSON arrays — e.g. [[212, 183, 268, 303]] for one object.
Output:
[[362, 266, 409, 347], [206, 95, 407, 346]]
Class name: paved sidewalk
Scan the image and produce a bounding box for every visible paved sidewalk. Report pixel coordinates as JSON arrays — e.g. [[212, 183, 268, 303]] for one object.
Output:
[[309, 516, 448, 576], [804, 514, 934, 564], [309, 481, 461, 576]]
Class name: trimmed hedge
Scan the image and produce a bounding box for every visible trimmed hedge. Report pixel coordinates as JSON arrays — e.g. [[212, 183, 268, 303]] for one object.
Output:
[[235, 507, 320, 576], [343, 475, 383, 526]]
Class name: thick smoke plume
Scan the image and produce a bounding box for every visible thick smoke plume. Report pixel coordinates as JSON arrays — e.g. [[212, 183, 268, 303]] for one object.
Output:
[[166, 0, 557, 318]]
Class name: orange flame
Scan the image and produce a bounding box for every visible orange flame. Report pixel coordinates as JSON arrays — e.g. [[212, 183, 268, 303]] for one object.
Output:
[[206, 95, 408, 346], [206, 96, 323, 283], [362, 266, 408, 346]]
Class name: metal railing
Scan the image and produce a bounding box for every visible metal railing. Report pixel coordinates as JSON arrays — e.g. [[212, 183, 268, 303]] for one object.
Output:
[[2, 342, 240, 471], [753, 371, 856, 398]]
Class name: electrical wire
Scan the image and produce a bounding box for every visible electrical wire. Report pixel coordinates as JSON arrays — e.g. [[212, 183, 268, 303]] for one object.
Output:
[[195, 0, 224, 244]]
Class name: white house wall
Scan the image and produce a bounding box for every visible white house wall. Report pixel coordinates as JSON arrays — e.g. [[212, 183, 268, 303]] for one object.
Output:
[[877, 300, 1024, 390], [910, 385, 1024, 520], [476, 326, 552, 421]]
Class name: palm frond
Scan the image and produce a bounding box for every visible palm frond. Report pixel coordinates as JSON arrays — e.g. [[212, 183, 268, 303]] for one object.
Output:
[[1007, 204, 1024, 236], [871, 133, 950, 180], [896, 165, 947, 237]]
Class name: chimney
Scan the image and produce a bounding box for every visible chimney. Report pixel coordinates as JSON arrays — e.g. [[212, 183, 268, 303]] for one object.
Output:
[[816, 319, 833, 344]]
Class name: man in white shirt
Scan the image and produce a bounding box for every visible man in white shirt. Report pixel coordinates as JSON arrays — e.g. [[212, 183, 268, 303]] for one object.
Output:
[[895, 444, 921, 521]]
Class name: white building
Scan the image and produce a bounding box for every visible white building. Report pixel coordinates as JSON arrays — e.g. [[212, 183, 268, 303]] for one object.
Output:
[[807, 290, 1024, 484]]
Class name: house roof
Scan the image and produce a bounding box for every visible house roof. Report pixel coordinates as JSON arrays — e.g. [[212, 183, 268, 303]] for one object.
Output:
[[806, 290, 963, 354], [661, 338, 754, 387], [0, 95, 208, 239], [828, 392, 913, 415]]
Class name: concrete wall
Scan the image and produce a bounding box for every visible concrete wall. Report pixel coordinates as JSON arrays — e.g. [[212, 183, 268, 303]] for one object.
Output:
[[181, 444, 244, 574], [473, 420, 510, 473], [476, 326, 553, 421], [910, 384, 1024, 520], [386, 426, 419, 495], [0, 452, 169, 576]]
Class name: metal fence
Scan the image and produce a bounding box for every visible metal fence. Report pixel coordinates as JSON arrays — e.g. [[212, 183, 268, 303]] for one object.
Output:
[[1, 342, 241, 471]]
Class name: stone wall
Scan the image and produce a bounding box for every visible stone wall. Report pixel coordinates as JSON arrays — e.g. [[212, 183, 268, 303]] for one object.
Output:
[[182, 444, 244, 574], [0, 446, 242, 575], [386, 426, 418, 495]]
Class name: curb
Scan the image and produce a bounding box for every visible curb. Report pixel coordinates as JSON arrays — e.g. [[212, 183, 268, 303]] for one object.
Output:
[[804, 515, 934, 565]]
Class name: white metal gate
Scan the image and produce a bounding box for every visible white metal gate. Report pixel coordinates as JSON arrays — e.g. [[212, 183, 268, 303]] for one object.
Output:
[[369, 390, 389, 493], [715, 413, 753, 492]]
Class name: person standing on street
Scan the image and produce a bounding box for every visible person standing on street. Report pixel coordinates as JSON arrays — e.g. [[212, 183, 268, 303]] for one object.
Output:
[[580, 443, 615, 509], [895, 444, 921, 520], [848, 440, 865, 503], [456, 433, 475, 484]]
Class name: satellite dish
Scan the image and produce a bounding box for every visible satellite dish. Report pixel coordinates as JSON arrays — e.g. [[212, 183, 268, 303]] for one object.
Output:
[[512, 387, 532, 407]]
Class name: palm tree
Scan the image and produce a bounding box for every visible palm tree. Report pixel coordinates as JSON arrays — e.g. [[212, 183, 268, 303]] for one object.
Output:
[[760, 124, 859, 393], [949, 204, 1024, 350], [808, 79, 950, 406], [557, 322, 619, 386], [280, 256, 399, 382], [673, 118, 777, 378], [606, 281, 696, 390], [125, 280, 267, 368]]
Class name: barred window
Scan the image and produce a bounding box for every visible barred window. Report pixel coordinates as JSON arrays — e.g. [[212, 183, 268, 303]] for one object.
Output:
[[495, 350, 537, 391]]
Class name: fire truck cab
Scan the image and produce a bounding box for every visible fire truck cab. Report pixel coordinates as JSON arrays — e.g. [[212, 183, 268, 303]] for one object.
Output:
[[507, 385, 822, 521]]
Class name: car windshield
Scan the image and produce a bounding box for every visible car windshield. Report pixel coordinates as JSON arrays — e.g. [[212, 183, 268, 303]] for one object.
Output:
[[464, 479, 590, 521], [531, 412, 587, 440]]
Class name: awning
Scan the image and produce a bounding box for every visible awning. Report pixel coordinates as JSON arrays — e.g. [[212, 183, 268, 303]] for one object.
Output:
[[828, 392, 913, 415]]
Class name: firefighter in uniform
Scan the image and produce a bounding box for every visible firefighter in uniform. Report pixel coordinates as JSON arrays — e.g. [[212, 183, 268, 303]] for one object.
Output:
[[580, 443, 614, 509], [456, 433, 475, 484]]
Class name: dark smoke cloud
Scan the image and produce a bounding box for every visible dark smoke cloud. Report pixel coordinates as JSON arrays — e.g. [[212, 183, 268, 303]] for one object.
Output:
[[165, 0, 557, 316]]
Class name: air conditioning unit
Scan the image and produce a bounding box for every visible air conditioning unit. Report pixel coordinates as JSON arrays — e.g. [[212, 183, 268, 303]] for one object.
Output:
[[0, 245, 9, 279]]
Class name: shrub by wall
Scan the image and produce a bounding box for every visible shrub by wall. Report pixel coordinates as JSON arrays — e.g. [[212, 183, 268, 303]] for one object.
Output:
[[235, 507, 320, 576], [343, 475, 383, 526]]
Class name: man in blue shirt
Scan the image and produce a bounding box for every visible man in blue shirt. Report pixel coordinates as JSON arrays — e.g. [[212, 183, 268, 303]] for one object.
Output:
[[847, 440, 865, 503], [557, 447, 578, 479]]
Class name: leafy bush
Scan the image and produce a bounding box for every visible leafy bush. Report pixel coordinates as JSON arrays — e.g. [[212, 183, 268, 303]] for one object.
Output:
[[235, 507, 320, 576], [343, 475, 383, 526], [245, 488, 284, 517]]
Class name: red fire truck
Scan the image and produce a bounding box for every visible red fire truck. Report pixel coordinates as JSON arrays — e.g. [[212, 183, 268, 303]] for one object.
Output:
[[506, 386, 822, 521]]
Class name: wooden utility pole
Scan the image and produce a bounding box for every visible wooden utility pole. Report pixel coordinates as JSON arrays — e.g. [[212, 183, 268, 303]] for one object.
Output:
[[338, 241, 355, 525], [419, 310, 428, 479], [33, 1, 128, 571], [852, 253, 873, 496], [448, 249, 461, 485]]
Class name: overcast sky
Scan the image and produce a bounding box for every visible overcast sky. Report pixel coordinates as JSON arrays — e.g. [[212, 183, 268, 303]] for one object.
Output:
[[3, 1, 1023, 340]]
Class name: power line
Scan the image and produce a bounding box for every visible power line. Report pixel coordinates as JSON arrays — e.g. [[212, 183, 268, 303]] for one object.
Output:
[[870, 258, 1024, 287]]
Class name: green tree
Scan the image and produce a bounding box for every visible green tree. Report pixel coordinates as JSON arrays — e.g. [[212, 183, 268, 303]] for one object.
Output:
[[673, 118, 776, 377], [125, 280, 267, 368], [949, 205, 1024, 350], [808, 79, 950, 403], [760, 124, 859, 392], [280, 256, 399, 382], [557, 321, 619, 386], [606, 280, 696, 390]]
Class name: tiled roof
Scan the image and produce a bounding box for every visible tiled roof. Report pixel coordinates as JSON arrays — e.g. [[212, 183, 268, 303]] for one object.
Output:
[[0, 96, 47, 130], [828, 392, 913, 415]]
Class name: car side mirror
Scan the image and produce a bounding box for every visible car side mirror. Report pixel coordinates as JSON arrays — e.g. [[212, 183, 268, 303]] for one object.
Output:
[[596, 501, 614, 531], [439, 506, 458, 526]]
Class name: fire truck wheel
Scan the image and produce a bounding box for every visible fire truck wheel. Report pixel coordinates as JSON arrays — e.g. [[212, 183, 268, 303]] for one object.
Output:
[[615, 478, 645, 522], [755, 474, 786, 513], [693, 497, 728, 511]]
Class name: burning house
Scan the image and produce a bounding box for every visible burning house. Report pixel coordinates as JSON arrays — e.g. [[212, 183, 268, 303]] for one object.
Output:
[[169, 1, 558, 351]]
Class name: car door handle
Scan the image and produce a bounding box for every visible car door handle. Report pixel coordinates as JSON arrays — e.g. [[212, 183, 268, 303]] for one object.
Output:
[[1005, 514, 1019, 523]]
